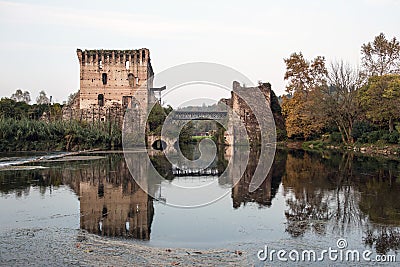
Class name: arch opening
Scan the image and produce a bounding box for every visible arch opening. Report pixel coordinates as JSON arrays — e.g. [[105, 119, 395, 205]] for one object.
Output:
[[152, 139, 167, 151]]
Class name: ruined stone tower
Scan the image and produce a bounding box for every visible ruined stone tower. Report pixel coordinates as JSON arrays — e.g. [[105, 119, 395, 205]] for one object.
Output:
[[221, 81, 273, 146], [64, 48, 154, 122]]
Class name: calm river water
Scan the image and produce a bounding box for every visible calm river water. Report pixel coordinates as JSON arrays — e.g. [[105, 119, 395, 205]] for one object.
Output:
[[1, 148, 400, 265]]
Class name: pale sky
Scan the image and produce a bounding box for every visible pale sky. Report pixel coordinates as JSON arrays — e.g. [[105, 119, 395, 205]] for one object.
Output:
[[0, 0, 399, 106]]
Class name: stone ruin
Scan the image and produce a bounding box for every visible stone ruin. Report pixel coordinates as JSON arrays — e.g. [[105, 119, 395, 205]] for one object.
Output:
[[63, 48, 155, 124]]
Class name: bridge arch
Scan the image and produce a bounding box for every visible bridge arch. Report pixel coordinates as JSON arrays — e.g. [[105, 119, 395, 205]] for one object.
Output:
[[151, 139, 167, 151]]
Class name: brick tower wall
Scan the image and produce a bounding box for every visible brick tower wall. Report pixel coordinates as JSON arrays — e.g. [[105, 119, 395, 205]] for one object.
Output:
[[76, 48, 153, 111]]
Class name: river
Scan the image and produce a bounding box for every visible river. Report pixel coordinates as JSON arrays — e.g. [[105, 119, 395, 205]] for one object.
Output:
[[1, 148, 399, 265]]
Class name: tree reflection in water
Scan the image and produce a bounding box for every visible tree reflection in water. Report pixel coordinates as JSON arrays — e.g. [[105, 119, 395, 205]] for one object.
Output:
[[283, 151, 334, 237], [364, 227, 400, 254], [282, 149, 400, 254]]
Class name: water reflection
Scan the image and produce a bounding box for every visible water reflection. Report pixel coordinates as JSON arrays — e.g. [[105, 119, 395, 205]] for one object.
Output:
[[0, 155, 156, 240], [231, 148, 285, 208], [77, 158, 154, 239], [282, 150, 400, 253], [1, 149, 400, 253], [364, 227, 400, 254]]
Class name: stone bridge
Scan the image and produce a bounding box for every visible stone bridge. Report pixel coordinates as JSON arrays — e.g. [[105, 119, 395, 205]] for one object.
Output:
[[147, 81, 279, 149], [147, 135, 176, 151]]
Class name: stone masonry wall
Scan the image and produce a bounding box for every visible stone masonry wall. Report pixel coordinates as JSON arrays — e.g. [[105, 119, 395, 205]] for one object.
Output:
[[63, 48, 154, 124], [227, 81, 272, 145]]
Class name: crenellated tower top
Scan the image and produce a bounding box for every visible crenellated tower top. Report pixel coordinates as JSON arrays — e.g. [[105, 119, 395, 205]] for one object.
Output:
[[76, 48, 151, 67]]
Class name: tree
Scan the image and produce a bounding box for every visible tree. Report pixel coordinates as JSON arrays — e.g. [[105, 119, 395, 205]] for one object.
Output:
[[179, 121, 194, 144], [359, 74, 400, 133], [67, 92, 78, 106], [147, 103, 173, 135], [36, 90, 50, 105], [282, 90, 326, 139], [270, 90, 287, 140], [10, 89, 31, 104], [163, 105, 173, 115], [281, 52, 328, 139], [284, 52, 328, 94], [0, 98, 30, 119], [318, 61, 363, 144], [361, 33, 400, 77]]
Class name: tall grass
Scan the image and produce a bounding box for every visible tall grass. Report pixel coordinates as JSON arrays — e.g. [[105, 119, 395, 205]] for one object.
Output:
[[0, 118, 121, 152]]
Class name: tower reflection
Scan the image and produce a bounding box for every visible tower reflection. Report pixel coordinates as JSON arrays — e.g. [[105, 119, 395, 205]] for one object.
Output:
[[76, 154, 154, 240], [230, 147, 286, 208]]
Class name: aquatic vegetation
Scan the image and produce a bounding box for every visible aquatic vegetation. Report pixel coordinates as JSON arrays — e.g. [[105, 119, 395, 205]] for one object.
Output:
[[0, 118, 122, 151]]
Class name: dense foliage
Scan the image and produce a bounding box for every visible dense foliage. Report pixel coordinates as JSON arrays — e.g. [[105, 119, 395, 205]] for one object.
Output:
[[359, 74, 400, 133], [0, 96, 123, 151], [0, 118, 122, 151], [148, 103, 173, 135], [0, 97, 63, 120], [281, 33, 400, 145]]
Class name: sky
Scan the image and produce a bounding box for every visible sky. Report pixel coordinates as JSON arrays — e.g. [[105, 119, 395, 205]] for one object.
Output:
[[0, 0, 399, 106]]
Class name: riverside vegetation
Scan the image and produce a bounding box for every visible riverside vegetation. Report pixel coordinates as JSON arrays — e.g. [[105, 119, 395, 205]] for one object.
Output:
[[0, 99, 188, 152], [0, 117, 122, 152], [0, 95, 121, 151], [280, 33, 400, 154]]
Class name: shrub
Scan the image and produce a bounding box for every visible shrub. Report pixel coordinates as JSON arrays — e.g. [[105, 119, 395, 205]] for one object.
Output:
[[390, 131, 400, 144], [302, 140, 325, 150], [352, 121, 374, 141], [368, 131, 383, 143], [276, 128, 287, 141], [381, 131, 400, 144], [381, 133, 391, 143], [357, 130, 400, 144], [329, 132, 342, 144]]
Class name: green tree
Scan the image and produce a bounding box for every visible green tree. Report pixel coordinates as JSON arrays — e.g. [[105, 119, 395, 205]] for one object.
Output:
[[148, 103, 167, 135], [359, 74, 400, 132], [49, 103, 63, 121], [0, 98, 30, 119], [270, 90, 287, 140], [163, 105, 173, 115], [36, 90, 50, 105], [11, 89, 31, 104], [361, 33, 400, 77], [147, 103, 173, 136], [179, 121, 194, 144], [29, 104, 50, 120]]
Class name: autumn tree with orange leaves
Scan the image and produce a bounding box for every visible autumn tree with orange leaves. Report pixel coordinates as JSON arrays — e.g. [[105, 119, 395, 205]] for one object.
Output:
[[281, 52, 328, 139]]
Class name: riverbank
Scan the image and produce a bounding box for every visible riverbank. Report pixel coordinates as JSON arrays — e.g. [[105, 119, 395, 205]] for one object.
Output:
[[0, 228, 251, 266], [279, 140, 400, 160]]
